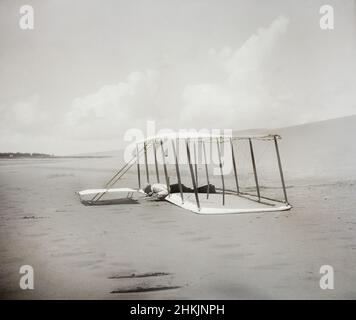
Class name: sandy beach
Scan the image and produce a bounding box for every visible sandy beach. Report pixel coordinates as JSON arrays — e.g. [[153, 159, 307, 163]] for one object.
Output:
[[1, 116, 356, 299]]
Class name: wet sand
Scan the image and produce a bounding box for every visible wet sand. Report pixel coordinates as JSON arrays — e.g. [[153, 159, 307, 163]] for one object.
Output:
[[1, 117, 356, 299]]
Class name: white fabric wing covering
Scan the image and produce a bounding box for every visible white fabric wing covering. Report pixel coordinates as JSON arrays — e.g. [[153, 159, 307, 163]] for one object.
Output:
[[78, 188, 138, 196]]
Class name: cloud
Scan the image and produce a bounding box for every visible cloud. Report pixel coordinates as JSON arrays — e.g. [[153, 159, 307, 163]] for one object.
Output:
[[181, 84, 236, 127], [2, 14, 355, 154], [0, 94, 63, 153], [64, 70, 159, 139], [180, 16, 290, 129], [0, 95, 50, 134], [61, 16, 291, 141], [225, 16, 289, 85], [7, 16, 289, 150]]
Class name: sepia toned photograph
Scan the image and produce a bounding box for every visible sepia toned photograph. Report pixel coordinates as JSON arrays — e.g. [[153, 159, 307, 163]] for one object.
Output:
[[0, 0, 356, 306]]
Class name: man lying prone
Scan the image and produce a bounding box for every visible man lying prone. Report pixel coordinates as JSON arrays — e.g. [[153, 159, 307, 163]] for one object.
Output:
[[143, 183, 216, 200]]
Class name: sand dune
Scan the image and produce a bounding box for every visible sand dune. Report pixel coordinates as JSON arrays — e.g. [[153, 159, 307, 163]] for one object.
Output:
[[277, 115, 356, 179]]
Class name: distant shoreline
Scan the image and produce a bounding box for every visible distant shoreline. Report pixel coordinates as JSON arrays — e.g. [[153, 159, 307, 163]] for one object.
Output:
[[0, 153, 111, 159]]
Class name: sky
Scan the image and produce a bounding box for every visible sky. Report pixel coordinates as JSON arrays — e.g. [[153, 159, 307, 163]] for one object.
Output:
[[0, 0, 355, 154]]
